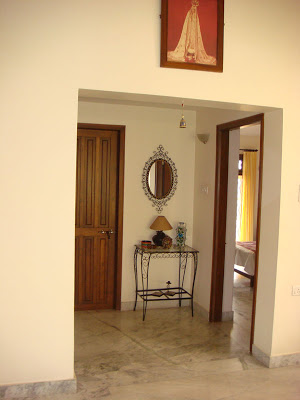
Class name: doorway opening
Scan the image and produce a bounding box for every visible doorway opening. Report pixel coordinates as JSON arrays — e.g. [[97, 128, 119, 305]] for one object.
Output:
[[75, 123, 125, 311], [209, 114, 264, 352]]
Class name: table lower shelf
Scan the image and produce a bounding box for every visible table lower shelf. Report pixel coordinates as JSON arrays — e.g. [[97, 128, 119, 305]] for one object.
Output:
[[137, 287, 192, 301]]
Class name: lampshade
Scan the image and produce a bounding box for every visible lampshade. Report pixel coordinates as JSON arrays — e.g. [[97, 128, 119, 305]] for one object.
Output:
[[150, 216, 172, 231]]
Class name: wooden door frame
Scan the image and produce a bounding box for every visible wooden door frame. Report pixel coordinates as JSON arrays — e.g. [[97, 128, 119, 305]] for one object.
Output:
[[209, 113, 264, 352], [77, 123, 125, 310]]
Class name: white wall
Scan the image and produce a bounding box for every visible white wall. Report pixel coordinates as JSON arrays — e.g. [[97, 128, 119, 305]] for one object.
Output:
[[1, 0, 300, 386], [222, 129, 240, 314], [192, 108, 255, 313], [254, 110, 283, 355], [78, 101, 196, 305], [240, 134, 260, 150]]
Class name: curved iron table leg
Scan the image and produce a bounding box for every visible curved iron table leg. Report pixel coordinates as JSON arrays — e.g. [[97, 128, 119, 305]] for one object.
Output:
[[178, 253, 181, 307], [141, 253, 151, 321], [133, 246, 199, 320], [133, 248, 138, 311], [179, 253, 188, 308], [191, 252, 198, 316]]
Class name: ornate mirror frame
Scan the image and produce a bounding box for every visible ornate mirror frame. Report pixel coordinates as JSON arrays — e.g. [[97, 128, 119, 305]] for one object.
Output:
[[142, 145, 178, 213]]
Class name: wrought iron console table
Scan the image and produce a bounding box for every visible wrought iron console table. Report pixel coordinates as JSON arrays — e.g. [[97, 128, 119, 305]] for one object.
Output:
[[134, 245, 199, 320]]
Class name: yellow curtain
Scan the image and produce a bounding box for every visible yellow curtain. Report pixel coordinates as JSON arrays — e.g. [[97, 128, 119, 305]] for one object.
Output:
[[240, 152, 257, 241], [236, 175, 243, 241]]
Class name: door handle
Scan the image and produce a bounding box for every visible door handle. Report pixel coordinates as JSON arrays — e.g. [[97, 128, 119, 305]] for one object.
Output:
[[98, 229, 116, 239]]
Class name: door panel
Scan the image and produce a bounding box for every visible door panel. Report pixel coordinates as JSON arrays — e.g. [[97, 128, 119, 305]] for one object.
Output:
[[99, 139, 109, 227], [75, 129, 118, 310], [223, 128, 240, 312], [75, 138, 81, 228]]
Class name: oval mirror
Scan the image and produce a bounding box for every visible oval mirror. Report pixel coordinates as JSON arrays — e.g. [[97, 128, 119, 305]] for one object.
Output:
[[142, 145, 178, 213], [147, 159, 173, 199]]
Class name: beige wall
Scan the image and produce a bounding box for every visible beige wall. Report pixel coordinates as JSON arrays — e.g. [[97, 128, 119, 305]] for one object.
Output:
[[193, 108, 255, 313], [254, 110, 283, 355], [1, 0, 299, 385]]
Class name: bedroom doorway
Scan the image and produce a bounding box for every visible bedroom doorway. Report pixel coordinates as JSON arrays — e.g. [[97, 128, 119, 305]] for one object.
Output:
[[234, 126, 260, 286], [209, 113, 264, 352]]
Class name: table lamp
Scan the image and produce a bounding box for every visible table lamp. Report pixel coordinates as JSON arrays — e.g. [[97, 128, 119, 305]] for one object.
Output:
[[150, 216, 172, 246]]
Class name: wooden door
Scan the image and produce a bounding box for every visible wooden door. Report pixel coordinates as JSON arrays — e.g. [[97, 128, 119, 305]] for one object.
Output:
[[155, 160, 172, 198], [75, 127, 119, 310]]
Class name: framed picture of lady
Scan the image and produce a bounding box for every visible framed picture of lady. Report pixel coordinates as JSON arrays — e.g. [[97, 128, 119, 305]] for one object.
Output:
[[160, 0, 224, 72]]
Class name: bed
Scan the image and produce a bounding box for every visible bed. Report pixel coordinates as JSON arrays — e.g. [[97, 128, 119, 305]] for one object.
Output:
[[234, 241, 256, 287]]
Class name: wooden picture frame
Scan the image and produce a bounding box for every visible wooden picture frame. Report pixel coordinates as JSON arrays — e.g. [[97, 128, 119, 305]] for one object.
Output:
[[160, 0, 224, 72]]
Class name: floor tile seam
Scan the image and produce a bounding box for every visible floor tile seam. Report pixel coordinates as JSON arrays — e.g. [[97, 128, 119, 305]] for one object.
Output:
[[213, 327, 248, 351], [238, 355, 253, 370], [214, 381, 299, 400], [76, 360, 258, 384], [213, 318, 250, 347], [95, 373, 219, 393], [101, 371, 270, 397], [93, 317, 180, 366], [75, 369, 221, 390], [177, 359, 254, 376], [75, 333, 112, 345], [80, 312, 251, 370], [177, 366, 245, 378], [95, 371, 298, 400], [187, 370, 283, 395]]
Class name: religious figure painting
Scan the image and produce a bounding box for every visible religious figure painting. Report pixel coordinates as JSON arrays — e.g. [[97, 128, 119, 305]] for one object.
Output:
[[161, 0, 224, 72]]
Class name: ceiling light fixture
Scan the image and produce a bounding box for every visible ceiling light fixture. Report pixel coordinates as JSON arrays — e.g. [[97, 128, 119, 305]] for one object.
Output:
[[197, 134, 210, 144]]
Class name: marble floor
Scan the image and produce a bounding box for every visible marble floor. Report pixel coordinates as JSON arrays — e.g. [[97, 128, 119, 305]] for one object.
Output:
[[8, 278, 300, 399], [231, 272, 254, 347]]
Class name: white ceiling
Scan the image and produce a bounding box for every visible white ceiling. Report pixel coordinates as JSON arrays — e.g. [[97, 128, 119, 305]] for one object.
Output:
[[78, 89, 277, 114], [240, 123, 261, 136]]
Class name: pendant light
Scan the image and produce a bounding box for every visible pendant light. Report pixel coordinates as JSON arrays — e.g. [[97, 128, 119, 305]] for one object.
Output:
[[179, 102, 186, 128]]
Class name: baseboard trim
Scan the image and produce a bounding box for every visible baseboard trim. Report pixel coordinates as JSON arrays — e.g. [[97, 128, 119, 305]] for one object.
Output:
[[222, 310, 234, 321], [0, 377, 76, 398], [252, 344, 300, 368], [193, 301, 209, 320]]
